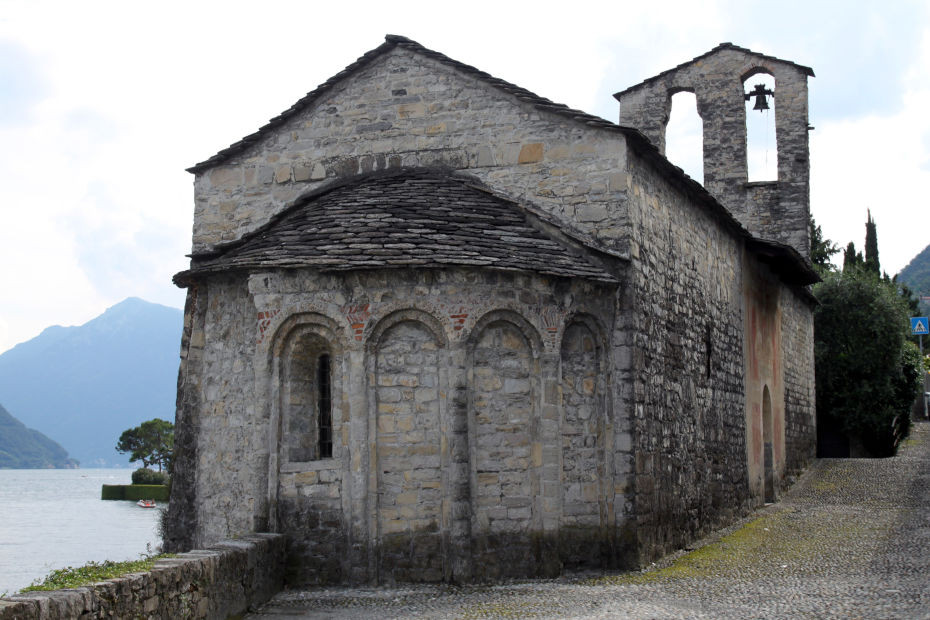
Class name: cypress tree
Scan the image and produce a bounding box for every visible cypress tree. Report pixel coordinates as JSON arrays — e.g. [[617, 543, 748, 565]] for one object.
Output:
[[865, 209, 880, 276], [843, 241, 863, 273], [809, 215, 839, 275]]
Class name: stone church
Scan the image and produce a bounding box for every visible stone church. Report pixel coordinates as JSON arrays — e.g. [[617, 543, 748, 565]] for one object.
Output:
[[165, 36, 818, 584]]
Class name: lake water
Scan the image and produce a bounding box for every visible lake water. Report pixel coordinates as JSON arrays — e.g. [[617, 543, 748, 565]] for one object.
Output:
[[0, 469, 163, 595]]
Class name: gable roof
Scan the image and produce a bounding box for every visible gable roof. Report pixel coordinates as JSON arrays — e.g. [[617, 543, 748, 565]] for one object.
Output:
[[175, 169, 620, 285], [613, 42, 815, 99], [184, 35, 818, 288]]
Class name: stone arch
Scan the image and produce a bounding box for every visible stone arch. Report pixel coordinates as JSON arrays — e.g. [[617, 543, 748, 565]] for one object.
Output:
[[266, 313, 347, 584], [269, 314, 343, 465], [742, 68, 777, 182], [558, 314, 609, 568], [466, 310, 541, 579], [366, 308, 449, 352], [665, 87, 704, 184], [367, 311, 447, 583], [467, 309, 543, 356]]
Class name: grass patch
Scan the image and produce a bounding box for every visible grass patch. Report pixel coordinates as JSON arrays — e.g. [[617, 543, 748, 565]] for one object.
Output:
[[16, 554, 176, 593]]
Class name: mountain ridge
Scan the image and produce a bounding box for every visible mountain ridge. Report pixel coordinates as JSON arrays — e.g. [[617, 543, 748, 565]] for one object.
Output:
[[897, 243, 930, 316], [0, 402, 78, 468], [0, 298, 183, 467]]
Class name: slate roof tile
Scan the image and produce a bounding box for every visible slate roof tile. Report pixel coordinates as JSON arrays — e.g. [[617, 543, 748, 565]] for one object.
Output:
[[182, 169, 618, 284]]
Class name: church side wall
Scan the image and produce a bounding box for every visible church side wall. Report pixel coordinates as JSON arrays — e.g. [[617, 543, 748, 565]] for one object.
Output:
[[189, 48, 631, 259], [624, 151, 750, 563], [780, 287, 817, 477], [741, 256, 786, 502]]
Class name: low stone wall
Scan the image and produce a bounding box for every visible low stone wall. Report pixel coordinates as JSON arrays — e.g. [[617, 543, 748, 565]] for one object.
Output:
[[0, 533, 284, 620]]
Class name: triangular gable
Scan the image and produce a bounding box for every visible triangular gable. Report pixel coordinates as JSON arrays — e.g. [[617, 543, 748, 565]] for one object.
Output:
[[188, 35, 623, 174]]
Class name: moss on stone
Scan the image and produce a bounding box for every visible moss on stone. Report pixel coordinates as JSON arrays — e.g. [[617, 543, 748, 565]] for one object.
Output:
[[587, 507, 870, 585]]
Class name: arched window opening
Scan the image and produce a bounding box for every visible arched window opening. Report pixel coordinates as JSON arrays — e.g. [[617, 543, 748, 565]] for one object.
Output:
[[744, 73, 777, 182], [665, 91, 704, 185], [317, 353, 332, 459], [283, 331, 334, 462]]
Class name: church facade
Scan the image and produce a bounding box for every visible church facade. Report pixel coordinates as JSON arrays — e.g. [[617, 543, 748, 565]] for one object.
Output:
[[165, 36, 818, 584]]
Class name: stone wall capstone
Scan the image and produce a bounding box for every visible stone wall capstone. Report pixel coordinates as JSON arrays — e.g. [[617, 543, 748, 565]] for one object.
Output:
[[0, 534, 284, 620]]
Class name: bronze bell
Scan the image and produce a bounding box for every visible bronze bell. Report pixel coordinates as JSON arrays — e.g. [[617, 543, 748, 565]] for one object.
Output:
[[745, 83, 774, 112]]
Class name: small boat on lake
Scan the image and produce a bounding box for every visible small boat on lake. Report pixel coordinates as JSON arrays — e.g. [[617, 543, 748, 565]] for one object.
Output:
[[137, 499, 156, 508]]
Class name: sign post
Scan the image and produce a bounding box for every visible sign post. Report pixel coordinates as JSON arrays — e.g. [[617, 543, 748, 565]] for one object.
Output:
[[913, 317, 929, 351], [913, 317, 929, 418]]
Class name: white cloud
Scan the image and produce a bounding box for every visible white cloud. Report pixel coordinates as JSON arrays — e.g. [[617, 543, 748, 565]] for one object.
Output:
[[811, 26, 930, 276], [0, 1, 929, 352]]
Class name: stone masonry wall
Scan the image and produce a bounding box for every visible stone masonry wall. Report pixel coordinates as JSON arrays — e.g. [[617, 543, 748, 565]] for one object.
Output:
[[164, 277, 278, 554], [616, 45, 812, 257], [780, 287, 817, 477], [375, 320, 444, 583], [471, 320, 537, 578], [194, 278, 269, 541], [559, 322, 609, 568], [624, 148, 751, 562], [0, 534, 283, 620], [170, 266, 629, 584], [190, 47, 632, 259]]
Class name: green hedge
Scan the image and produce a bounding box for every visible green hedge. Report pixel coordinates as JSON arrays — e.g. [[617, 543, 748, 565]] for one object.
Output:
[[101, 484, 169, 501]]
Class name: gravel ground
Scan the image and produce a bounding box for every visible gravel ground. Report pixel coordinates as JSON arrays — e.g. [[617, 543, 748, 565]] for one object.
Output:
[[246, 422, 930, 619]]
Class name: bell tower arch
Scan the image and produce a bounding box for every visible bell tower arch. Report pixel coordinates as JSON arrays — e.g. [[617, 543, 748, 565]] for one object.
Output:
[[615, 43, 814, 258]]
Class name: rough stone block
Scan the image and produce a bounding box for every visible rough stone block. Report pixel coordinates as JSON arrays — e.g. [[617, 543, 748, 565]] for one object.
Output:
[[518, 143, 544, 163]]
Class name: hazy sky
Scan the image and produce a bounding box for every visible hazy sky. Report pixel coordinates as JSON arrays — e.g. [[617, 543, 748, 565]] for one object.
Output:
[[1, 0, 928, 353]]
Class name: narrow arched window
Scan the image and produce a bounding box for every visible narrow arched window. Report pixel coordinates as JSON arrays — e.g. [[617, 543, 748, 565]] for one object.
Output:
[[317, 353, 332, 459], [282, 329, 335, 462]]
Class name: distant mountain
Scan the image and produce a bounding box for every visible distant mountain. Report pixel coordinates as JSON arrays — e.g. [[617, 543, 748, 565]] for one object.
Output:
[[0, 402, 78, 468], [897, 244, 930, 316], [0, 298, 183, 467]]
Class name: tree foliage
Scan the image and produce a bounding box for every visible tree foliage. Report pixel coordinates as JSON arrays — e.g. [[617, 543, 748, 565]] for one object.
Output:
[[815, 211, 925, 456], [116, 418, 174, 472], [864, 209, 880, 277], [815, 270, 923, 456], [842, 241, 864, 273], [809, 215, 839, 276]]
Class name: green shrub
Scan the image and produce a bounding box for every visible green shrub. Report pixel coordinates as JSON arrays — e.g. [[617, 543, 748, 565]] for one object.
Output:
[[132, 467, 169, 485], [815, 271, 922, 456]]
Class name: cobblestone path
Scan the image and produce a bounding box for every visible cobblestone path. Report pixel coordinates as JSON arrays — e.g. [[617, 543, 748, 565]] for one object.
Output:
[[247, 422, 930, 619]]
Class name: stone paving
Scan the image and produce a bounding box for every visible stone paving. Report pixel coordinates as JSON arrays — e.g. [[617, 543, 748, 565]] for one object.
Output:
[[246, 422, 930, 619]]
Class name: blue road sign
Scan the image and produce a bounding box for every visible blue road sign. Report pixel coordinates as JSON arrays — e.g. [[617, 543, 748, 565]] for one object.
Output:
[[912, 317, 929, 335]]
